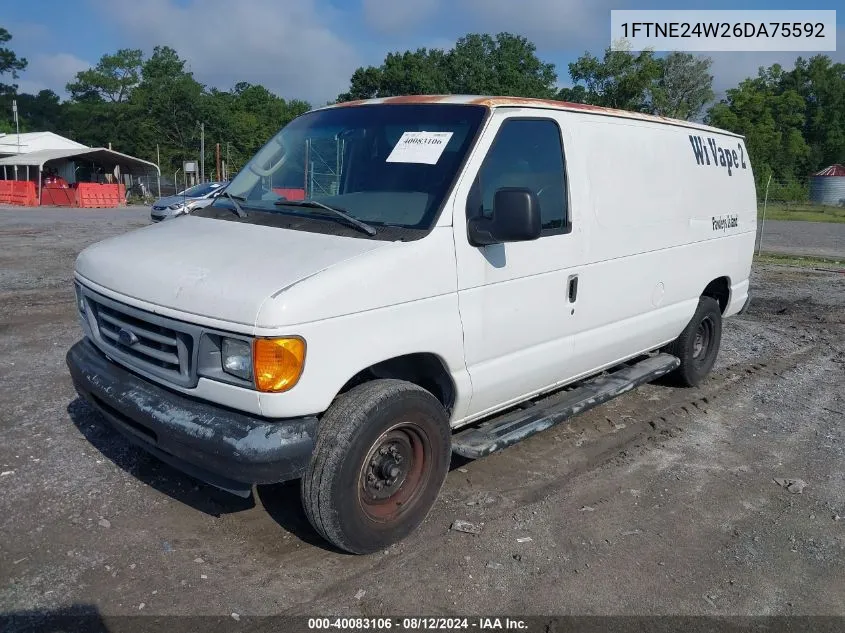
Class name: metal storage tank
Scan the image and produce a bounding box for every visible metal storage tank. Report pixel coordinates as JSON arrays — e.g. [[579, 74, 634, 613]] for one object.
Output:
[[809, 164, 845, 206]]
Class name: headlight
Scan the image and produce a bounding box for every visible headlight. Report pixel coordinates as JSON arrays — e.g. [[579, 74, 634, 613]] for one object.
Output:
[[221, 337, 252, 380], [74, 283, 86, 313], [168, 202, 185, 210], [253, 337, 306, 393]]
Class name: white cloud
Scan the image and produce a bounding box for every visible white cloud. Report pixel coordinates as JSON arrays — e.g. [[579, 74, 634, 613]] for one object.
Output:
[[420, 37, 459, 52], [707, 28, 845, 101], [360, 0, 629, 54], [16, 53, 91, 96], [96, 0, 361, 105], [459, 0, 626, 51], [363, 0, 441, 33]]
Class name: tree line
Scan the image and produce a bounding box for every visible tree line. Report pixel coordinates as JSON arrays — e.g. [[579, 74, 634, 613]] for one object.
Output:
[[1, 27, 843, 197]]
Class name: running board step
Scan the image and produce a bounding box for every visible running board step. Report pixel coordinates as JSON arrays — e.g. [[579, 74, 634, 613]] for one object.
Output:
[[452, 353, 680, 459]]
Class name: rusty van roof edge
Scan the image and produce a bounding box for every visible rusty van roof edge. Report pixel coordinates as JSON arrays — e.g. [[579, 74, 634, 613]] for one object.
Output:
[[313, 95, 743, 140]]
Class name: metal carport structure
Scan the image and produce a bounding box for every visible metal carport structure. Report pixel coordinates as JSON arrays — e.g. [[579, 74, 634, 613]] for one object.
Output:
[[0, 146, 161, 204]]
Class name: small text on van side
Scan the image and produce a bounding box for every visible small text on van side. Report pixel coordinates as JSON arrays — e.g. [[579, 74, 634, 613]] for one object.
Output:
[[712, 214, 739, 231]]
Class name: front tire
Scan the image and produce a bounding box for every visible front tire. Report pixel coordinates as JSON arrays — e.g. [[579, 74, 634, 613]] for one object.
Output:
[[301, 379, 451, 554], [665, 296, 722, 387]]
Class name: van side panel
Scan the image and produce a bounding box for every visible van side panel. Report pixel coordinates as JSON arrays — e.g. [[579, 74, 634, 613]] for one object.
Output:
[[576, 117, 756, 262], [450, 107, 755, 425], [560, 113, 756, 379]]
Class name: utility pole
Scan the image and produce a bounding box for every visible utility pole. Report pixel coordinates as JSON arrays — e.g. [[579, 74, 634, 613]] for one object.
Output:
[[156, 144, 162, 197], [757, 173, 773, 256], [215, 143, 221, 183], [199, 122, 205, 183], [11, 100, 19, 180], [12, 100, 20, 155]]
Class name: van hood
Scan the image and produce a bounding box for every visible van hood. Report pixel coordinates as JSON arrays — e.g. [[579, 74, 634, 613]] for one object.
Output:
[[75, 216, 390, 327]]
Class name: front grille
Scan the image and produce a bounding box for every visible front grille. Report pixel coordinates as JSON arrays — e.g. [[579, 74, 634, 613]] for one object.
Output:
[[83, 290, 196, 388]]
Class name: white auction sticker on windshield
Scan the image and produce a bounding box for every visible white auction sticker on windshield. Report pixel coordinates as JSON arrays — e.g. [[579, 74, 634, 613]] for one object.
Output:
[[386, 131, 454, 165]]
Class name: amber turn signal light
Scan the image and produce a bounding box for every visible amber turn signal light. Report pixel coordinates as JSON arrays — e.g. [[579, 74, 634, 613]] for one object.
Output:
[[253, 337, 306, 393]]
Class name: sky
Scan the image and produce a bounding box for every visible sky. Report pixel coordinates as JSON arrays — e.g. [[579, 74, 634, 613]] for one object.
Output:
[[3, 0, 843, 106]]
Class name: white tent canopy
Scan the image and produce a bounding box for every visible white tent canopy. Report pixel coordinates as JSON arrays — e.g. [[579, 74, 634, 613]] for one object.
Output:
[[0, 147, 159, 174], [0, 131, 87, 156]]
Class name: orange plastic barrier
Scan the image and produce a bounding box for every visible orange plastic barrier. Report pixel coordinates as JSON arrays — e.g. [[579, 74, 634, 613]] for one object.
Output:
[[41, 186, 78, 207], [75, 183, 126, 208], [0, 180, 37, 206], [272, 187, 306, 201]]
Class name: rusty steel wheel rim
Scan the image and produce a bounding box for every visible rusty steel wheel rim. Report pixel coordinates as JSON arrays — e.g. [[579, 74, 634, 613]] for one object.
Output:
[[358, 422, 432, 523], [693, 316, 714, 363]]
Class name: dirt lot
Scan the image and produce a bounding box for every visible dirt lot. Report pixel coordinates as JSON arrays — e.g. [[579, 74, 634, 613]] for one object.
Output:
[[1, 207, 843, 618]]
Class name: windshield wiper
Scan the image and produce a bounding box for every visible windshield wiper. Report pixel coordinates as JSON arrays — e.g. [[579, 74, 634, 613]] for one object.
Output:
[[274, 199, 377, 236], [222, 191, 248, 218]]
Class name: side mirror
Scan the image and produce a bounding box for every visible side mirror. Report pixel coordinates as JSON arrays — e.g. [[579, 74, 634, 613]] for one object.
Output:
[[467, 188, 542, 247]]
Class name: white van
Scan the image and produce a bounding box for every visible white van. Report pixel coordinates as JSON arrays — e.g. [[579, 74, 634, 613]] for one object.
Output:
[[67, 96, 756, 553]]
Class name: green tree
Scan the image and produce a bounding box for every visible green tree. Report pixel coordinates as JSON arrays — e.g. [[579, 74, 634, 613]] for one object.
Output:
[[651, 52, 714, 120], [54, 44, 313, 176], [0, 27, 27, 95], [337, 33, 558, 102], [555, 85, 587, 103], [706, 55, 845, 193], [562, 47, 714, 120], [60, 99, 134, 150], [130, 46, 205, 170], [707, 65, 810, 190], [784, 55, 845, 168], [339, 48, 451, 101], [566, 45, 662, 112], [446, 33, 557, 97], [66, 48, 144, 103], [204, 82, 310, 175], [14, 89, 62, 131]]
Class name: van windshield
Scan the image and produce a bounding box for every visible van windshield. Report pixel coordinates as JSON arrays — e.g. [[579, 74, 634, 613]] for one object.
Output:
[[197, 104, 486, 239]]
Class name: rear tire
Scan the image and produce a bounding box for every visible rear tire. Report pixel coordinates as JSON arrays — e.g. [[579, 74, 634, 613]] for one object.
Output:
[[301, 379, 451, 554], [665, 296, 722, 387]]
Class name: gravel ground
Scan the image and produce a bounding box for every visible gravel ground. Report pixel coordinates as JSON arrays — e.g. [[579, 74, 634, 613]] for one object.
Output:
[[0, 207, 843, 619], [757, 219, 845, 259]]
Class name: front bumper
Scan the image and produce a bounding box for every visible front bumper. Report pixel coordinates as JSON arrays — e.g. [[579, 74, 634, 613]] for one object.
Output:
[[737, 292, 752, 315], [150, 206, 189, 221], [67, 339, 317, 497], [150, 210, 176, 222]]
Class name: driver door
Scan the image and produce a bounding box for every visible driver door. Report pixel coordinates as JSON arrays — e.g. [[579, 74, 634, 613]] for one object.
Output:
[[454, 109, 586, 420]]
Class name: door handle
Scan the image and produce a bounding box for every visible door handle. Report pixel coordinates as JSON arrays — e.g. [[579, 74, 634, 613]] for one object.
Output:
[[568, 274, 579, 303]]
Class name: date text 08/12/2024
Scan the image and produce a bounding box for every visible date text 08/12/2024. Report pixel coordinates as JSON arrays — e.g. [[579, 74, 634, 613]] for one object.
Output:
[[307, 617, 529, 630]]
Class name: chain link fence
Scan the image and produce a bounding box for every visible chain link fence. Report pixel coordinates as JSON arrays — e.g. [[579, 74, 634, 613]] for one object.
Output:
[[756, 176, 845, 260], [124, 175, 187, 204]]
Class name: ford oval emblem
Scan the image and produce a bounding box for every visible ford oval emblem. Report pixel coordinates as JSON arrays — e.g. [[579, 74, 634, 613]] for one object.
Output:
[[118, 327, 139, 346]]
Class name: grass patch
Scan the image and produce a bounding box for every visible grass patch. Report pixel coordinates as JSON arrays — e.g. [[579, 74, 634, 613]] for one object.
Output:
[[755, 252, 844, 269], [757, 203, 845, 223]]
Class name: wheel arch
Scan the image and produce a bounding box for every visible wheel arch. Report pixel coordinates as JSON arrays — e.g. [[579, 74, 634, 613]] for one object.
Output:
[[336, 352, 458, 416], [701, 276, 731, 314]]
